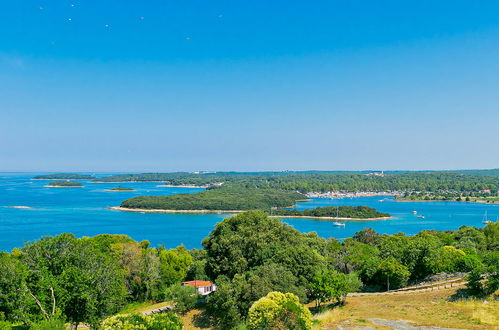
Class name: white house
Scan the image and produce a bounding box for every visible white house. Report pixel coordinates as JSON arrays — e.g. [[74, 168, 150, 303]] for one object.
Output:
[[182, 280, 217, 295]]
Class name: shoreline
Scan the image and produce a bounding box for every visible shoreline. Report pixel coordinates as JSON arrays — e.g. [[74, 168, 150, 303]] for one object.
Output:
[[44, 185, 84, 188], [156, 184, 209, 188], [395, 199, 499, 205], [270, 215, 394, 221], [306, 191, 401, 199], [108, 206, 243, 214], [109, 207, 393, 220]]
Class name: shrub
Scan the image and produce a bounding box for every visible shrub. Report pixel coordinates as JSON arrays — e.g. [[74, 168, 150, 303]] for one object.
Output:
[[101, 312, 182, 330], [247, 292, 312, 330]]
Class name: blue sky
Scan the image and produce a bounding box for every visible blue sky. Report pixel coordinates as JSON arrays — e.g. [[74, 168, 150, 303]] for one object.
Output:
[[1, 0, 498, 172]]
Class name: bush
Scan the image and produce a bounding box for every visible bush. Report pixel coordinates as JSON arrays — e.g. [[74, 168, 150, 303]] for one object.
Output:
[[30, 319, 66, 330], [164, 284, 199, 314], [101, 312, 182, 330], [247, 292, 312, 330]]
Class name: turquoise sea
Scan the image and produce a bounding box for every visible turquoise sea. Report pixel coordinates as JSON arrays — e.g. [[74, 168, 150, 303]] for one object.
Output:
[[1, 173, 497, 251]]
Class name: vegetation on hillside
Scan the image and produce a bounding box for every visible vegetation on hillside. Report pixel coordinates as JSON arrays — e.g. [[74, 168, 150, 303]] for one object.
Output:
[[33, 173, 94, 180], [273, 206, 390, 218], [120, 186, 306, 210], [0, 214, 497, 329], [46, 180, 83, 187], [96, 171, 499, 195]]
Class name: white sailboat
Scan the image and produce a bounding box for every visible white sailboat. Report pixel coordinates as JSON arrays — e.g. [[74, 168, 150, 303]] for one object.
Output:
[[333, 206, 346, 226], [482, 211, 492, 224]]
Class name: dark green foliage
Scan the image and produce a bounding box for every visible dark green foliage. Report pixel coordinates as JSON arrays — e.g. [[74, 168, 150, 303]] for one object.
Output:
[[274, 206, 389, 218], [121, 186, 306, 211], [98, 171, 499, 194], [309, 268, 361, 306], [33, 173, 94, 180], [21, 234, 128, 327], [46, 181, 83, 187], [186, 249, 209, 281], [203, 211, 326, 282], [374, 257, 411, 290], [163, 284, 199, 314]]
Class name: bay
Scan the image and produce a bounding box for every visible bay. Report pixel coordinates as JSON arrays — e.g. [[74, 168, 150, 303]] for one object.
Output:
[[0, 173, 497, 251]]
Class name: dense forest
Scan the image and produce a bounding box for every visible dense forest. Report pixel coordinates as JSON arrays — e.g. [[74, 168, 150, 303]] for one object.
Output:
[[1, 212, 497, 329], [46, 181, 83, 187], [33, 173, 95, 180], [273, 206, 390, 218], [96, 171, 499, 194], [120, 186, 306, 210]]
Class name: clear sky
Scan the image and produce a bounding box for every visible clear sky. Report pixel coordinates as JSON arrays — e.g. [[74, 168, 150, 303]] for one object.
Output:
[[1, 0, 498, 172]]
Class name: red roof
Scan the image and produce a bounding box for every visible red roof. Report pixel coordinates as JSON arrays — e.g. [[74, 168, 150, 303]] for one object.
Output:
[[182, 280, 213, 288]]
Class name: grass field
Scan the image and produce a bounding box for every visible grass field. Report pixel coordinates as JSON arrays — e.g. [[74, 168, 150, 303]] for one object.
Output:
[[174, 287, 498, 329], [312, 288, 498, 329]]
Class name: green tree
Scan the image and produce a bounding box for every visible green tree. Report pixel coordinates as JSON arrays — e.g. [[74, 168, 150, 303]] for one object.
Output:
[[247, 292, 312, 330], [309, 269, 361, 307], [157, 245, 193, 298], [163, 284, 199, 314], [206, 264, 306, 329], [203, 211, 326, 284], [0, 252, 30, 324], [21, 234, 128, 328], [374, 257, 410, 291]]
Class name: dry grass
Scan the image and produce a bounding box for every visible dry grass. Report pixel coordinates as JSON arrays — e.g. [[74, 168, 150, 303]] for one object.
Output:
[[312, 288, 499, 329], [451, 299, 499, 327]]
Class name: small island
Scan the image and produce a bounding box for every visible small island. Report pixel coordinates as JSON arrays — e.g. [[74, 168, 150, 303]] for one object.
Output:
[[34, 173, 95, 180], [45, 181, 84, 188], [106, 186, 135, 192], [271, 206, 391, 220], [112, 186, 307, 213]]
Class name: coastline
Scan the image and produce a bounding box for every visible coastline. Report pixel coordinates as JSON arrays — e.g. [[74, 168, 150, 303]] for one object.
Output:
[[108, 206, 243, 214], [156, 184, 209, 188], [270, 215, 394, 221], [44, 185, 84, 188], [306, 191, 401, 199], [395, 199, 499, 205], [109, 207, 393, 220]]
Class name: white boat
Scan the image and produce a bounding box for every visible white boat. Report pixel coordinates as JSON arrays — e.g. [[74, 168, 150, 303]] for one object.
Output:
[[333, 222, 345, 227], [412, 211, 417, 214], [482, 211, 492, 224], [417, 215, 425, 219]]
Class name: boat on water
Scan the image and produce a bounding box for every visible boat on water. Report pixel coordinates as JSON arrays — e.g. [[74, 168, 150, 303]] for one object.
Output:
[[417, 215, 425, 219], [333, 222, 345, 227], [482, 211, 492, 224], [412, 210, 417, 214]]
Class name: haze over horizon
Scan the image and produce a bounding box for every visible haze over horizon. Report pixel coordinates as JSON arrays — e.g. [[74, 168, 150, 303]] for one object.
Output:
[[2, 1, 499, 171]]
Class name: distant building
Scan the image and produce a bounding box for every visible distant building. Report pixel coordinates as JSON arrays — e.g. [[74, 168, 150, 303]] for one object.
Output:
[[366, 170, 385, 177], [182, 280, 217, 295]]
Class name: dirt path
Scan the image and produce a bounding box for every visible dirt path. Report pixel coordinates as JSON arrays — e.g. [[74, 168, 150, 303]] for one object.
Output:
[[349, 277, 467, 297]]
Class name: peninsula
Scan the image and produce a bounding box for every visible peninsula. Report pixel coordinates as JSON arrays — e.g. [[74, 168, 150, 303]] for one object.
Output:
[[33, 173, 94, 180]]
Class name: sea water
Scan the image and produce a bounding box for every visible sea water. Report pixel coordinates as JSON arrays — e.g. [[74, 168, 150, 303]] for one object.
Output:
[[0, 173, 497, 251]]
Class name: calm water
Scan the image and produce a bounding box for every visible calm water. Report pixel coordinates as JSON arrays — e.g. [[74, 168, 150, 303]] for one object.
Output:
[[1, 173, 497, 251]]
